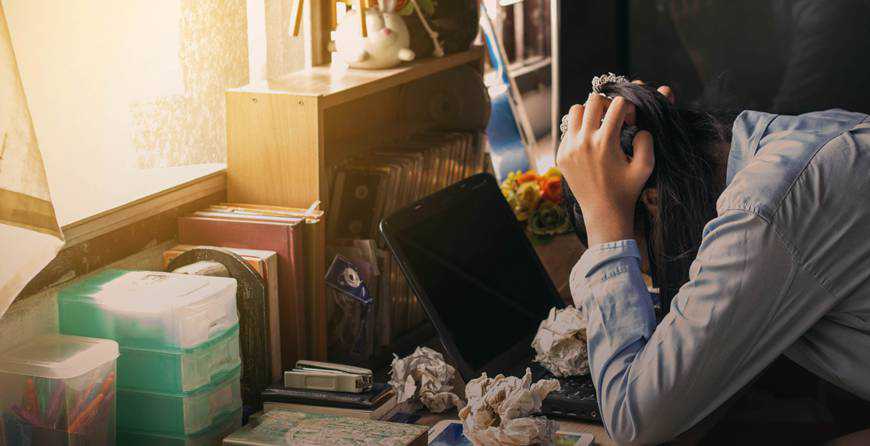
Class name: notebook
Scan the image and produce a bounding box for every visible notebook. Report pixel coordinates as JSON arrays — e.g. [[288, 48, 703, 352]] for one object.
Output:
[[261, 382, 396, 420], [223, 409, 427, 446]]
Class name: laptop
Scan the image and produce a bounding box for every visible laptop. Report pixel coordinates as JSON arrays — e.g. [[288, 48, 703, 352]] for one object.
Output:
[[379, 173, 600, 421]]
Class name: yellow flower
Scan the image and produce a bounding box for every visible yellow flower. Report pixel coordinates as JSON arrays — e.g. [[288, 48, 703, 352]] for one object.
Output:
[[541, 167, 562, 179], [514, 181, 542, 221]]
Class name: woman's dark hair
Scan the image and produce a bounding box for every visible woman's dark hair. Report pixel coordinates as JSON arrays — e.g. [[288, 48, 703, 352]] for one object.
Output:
[[561, 82, 733, 314]]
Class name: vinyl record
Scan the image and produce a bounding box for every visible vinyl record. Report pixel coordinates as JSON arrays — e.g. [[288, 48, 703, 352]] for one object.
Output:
[[400, 65, 491, 131]]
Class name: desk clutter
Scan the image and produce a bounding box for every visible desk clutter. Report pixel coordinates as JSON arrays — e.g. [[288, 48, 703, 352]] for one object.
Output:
[[176, 202, 326, 380], [262, 360, 397, 421], [327, 131, 491, 367], [56, 270, 244, 444]]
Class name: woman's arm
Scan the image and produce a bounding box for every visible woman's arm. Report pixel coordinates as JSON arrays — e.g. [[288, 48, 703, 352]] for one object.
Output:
[[573, 210, 829, 444]]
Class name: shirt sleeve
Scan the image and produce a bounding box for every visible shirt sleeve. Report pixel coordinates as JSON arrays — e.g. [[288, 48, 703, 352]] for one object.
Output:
[[571, 210, 818, 445]]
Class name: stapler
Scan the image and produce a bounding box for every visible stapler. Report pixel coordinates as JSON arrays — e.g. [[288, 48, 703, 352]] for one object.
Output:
[[284, 360, 374, 393]]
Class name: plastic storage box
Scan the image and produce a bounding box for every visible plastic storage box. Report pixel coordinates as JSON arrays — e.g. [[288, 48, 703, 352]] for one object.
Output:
[[117, 364, 242, 435], [58, 270, 238, 350], [117, 324, 241, 393], [117, 408, 241, 446], [0, 334, 119, 446]]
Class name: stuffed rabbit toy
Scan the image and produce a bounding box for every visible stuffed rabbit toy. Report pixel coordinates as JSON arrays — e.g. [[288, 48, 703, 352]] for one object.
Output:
[[334, 0, 416, 69]]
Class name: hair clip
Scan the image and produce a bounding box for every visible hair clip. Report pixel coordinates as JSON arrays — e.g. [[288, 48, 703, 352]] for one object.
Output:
[[591, 72, 630, 95]]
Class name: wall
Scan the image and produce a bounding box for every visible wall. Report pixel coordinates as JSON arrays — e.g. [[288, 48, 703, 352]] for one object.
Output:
[[1, 0, 305, 226]]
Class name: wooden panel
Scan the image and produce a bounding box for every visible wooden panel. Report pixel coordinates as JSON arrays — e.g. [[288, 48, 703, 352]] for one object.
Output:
[[321, 88, 402, 168], [227, 92, 322, 208], [303, 219, 327, 359], [62, 170, 226, 247], [231, 48, 484, 109]]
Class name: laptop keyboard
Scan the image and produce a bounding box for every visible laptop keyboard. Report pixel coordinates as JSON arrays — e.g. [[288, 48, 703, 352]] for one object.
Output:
[[556, 377, 596, 400], [529, 362, 601, 421]]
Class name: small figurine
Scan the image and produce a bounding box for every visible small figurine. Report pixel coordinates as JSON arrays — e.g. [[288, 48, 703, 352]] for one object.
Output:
[[334, 0, 416, 69]]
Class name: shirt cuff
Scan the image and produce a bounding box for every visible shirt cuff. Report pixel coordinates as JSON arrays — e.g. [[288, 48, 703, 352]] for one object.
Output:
[[575, 240, 642, 278], [571, 239, 656, 347]]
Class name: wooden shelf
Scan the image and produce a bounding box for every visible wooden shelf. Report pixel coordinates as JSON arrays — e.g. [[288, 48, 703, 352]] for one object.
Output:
[[230, 47, 484, 109], [225, 47, 488, 372], [226, 47, 485, 210]]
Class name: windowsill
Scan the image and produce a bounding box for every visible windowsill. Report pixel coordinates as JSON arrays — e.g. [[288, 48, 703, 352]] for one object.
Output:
[[60, 164, 227, 247]]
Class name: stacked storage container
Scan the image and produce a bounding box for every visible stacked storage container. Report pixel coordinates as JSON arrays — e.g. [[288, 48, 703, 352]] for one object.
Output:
[[58, 270, 243, 445], [0, 334, 119, 446]]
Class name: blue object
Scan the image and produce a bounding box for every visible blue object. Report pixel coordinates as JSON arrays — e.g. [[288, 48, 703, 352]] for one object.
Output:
[[325, 255, 372, 304], [430, 422, 472, 446], [480, 4, 532, 182], [386, 412, 422, 425], [486, 89, 532, 181]]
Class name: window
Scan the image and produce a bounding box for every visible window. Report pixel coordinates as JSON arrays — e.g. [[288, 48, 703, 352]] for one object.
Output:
[[1, 0, 306, 225]]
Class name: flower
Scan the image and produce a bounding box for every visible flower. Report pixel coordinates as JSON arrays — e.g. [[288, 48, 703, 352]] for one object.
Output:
[[514, 181, 541, 221], [529, 201, 571, 236], [501, 185, 518, 211], [540, 177, 563, 203], [501, 171, 520, 190], [516, 170, 540, 185], [499, 168, 572, 239]]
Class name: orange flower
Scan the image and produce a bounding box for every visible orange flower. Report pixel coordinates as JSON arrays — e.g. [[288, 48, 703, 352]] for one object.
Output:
[[515, 170, 539, 184], [540, 177, 563, 203]]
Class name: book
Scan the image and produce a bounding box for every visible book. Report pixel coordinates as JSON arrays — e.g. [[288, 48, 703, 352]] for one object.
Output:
[[261, 382, 396, 420], [204, 203, 327, 362], [164, 244, 282, 382], [223, 409, 427, 446], [261, 396, 397, 421], [178, 216, 307, 371]]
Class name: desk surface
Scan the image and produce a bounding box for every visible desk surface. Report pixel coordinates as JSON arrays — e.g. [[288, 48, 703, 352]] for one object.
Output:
[[410, 411, 613, 446]]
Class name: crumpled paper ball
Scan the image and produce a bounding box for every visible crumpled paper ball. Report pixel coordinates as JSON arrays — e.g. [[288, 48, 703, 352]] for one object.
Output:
[[458, 368, 561, 446], [389, 347, 464, 413], [531, 306, 589, 377]]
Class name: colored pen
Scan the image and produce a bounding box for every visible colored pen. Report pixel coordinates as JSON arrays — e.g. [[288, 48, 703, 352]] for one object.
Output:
[[70, 379, 98, 421], [23, 378, 39, 415], [10, 403, 41, 427], [45, 381, 66, 428], [93, 390, 116, 424], [69, 393, 104, 433], [99, 372, 115, 395], [38, 379, 48, 422]]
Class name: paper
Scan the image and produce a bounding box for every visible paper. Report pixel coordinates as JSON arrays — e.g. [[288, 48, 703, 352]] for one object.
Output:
[[389, 347, 464, 413], [458, 369, 561, 446], [531, 307, 589, 377]]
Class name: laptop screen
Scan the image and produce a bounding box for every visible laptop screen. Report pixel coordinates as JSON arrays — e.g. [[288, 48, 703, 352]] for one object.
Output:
[[383, 174, 565, 376]]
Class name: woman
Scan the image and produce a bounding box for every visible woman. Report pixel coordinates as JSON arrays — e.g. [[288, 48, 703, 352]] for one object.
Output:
[[559, 75, 870, 444]]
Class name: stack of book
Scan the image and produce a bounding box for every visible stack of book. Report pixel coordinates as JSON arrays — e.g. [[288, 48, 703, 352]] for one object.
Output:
[[327, 131, 490, 365], [175, 202, 325, 378], [260, 382, 396, 420]]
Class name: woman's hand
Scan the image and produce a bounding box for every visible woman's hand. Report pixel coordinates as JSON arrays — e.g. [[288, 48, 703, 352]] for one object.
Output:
[[556, 94, 655, 246]]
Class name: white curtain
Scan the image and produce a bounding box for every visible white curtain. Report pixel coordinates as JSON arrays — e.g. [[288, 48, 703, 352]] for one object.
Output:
[[0, 2, 64, 318]]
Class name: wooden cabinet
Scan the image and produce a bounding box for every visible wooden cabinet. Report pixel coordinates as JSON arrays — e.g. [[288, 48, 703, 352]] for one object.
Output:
[[226, 48, 485, 210], [225, 49, 486, 362]]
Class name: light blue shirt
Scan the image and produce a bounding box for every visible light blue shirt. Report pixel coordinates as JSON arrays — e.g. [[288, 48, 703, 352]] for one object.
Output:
[[571, 109, 870, 445]]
